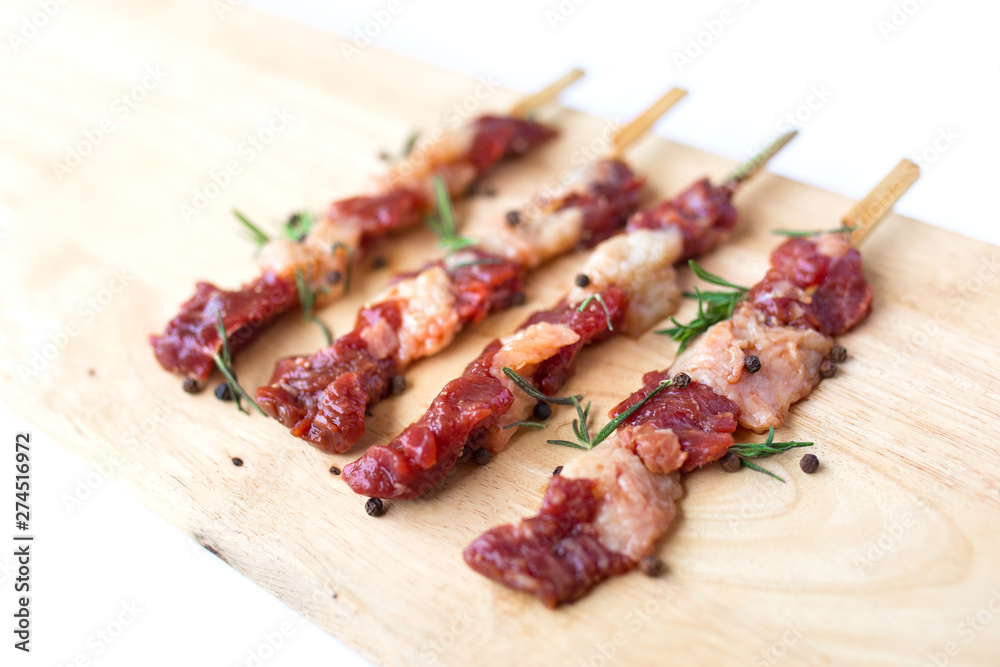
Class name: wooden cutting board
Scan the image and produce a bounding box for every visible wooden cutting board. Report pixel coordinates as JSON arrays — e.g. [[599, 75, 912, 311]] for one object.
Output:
[[3, 1, 999, 665]]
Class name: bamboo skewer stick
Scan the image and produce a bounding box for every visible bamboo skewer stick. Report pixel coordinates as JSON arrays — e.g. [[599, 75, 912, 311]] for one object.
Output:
[[610, 88, 688, 157], [845, 159, 921, 245], [509, 67, 586, 118]]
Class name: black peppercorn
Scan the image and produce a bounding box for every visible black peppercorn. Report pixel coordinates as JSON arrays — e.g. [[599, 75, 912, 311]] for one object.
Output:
[[819, 360, 837, 378], [372, 256, 388, 270], [482, 186, 497, 197], [390, 375, 407, 396], [574, 273, 591, 288], [511, 292, 527, 306], [744, 355, 762, 374], [720, 451, 742, 473], [829, 345, 847, 363], [326, 270, 343, 285], [505, 210, 521, 226], [552, 465, 563, 476], [378, 150, 391, 161], [672, 372, 691, 389], [473, 448, 492, 465], [800, 454, 820, 474], [458, 446, 473, 463], [329, 466, 341, 476], [232, 457, 243, 467], [182, 378, 201, 394], [214, 383, 233, 401], [533, 402, 552, 421], [365, 497, 384, 517], [638, 555, 663, 577]]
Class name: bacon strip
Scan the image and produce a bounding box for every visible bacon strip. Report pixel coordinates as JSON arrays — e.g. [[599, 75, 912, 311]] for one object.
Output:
[[343, 178, 740, 498], [464, 233, 872, 606], [150, 116, 555, 381], [258, 160, 644, 453]]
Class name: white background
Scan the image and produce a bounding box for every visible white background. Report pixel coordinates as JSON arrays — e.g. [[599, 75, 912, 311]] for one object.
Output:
[[5, 1, 998, 666]]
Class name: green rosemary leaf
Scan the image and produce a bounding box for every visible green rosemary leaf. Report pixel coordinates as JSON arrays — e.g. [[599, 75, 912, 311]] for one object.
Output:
[[282, 210, 316, 242], [577, 293, 614, 331], [656, 263, 749, 350], [545, 439, 593, 451], [212, 314, 266, 416], [591, 378, 674, 446], [401, 130, 419, 158], [737, 457, 786, 482], [427, 175, 477, 255], [688, 260, 748, 292], [772, 224, 858, 238], [728, 426, 813, 457], [502, 420, 546, 430], [295, 268, 333, 345], [233, 209, 270, 246], [501, 367, 580, 406]]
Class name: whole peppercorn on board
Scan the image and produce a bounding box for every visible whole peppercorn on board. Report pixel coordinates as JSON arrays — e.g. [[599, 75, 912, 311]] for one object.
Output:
[[2, 1, 1000, 665]]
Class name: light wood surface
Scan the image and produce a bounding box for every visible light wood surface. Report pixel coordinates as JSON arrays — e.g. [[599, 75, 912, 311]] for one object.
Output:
[[3, 1, 999, 665]]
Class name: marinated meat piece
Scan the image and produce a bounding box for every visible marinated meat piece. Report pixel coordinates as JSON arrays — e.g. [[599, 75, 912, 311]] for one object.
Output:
[[152, 115, 555, 379]]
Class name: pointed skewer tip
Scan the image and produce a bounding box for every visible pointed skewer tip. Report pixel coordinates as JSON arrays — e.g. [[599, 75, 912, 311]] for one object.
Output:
[[609, 87, 688, 157], [509, 68, 586, 118]]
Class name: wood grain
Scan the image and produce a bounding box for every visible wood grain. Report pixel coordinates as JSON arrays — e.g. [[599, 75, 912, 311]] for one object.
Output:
[[2, 1, 999, 665]]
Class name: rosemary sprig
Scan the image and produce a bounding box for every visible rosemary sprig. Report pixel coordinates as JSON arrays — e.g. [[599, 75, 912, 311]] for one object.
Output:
[[427, 175, 477, 255], [577, 293, 614, 331], [211, 313, 266, 416], [727, 426, 814, 482], [401, 130, 419, 158], [656, 260, 749, 351], [294, 268, 333, 345], [502, 420, 546, 430], [688, 260, 747, 291], [234, 209, 270, 246], [283, 210, 316, 242], [501, 367, 581, 406], [502, 367, 675, 451], [500, 367, 591, 449], [234, 209, 318, 246], [772, 224, 857, 238]]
